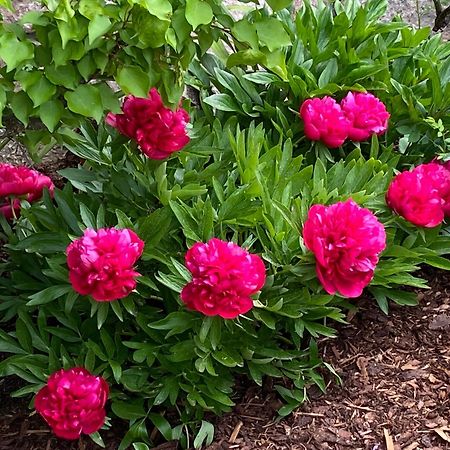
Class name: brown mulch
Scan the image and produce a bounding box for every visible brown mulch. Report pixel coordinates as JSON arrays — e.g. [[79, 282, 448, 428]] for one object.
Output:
[[1, 269, 449, 449]]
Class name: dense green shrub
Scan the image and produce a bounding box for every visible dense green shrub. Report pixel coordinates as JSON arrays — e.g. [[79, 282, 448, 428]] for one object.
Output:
[[1, 0, 450, 449]]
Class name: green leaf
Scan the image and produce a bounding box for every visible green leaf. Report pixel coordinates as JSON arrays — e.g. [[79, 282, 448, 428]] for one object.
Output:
[[0, 33, 34, 71], [266, 0, 292, 11], [45, 64, 79, 89], [111, 400, 146, 420], [79, 203, 96, 229], [88, 15, 112, 44], [27, 285, 73, 306], [65, 84, 103, 122], [255, 18, 291, 52], [39, 99, 64, 132], [148, 413, 173, 441], [193, 421, 214, 448], [139, 0, 172, 20], [134, 12, 170, 48], [185, 0, 213, 30], [10, 91, 34, 126], [232, 20, 258, 48], [203, 94, 241, 112], [115, 66, 150, 98], [11, 232, 70, 253], [423, 255, 450, 271], [149, 312, 195, 338], [89, 432, 105, 448], [27, 77, 57, 107], [79, 0, 104, 19], [0, 0, 13, 10], [227, 50, 267, 68]]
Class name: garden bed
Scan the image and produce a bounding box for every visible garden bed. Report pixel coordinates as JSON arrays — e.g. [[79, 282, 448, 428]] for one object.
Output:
[[2, 0, 450, 449], [1, 269, 449, 449]]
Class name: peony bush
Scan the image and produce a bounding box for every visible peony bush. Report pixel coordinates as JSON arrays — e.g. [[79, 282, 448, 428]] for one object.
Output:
[[1, 0, 450, 449]]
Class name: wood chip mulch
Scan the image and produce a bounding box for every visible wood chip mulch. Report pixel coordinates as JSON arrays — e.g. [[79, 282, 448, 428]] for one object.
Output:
[[1, 269, 450, 449]]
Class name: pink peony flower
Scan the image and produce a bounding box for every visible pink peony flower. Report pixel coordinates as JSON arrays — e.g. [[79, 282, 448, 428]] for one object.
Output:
[[106, 88, 190, 160], [0, 163, 54, 219], [386, 162, 450, 227], [66, 228, 144, 301], [415, 162, 450, 216], [303, 199, 386, 298], [35, 367, 109, 440], [340, 92, 390, 141], [299, 96, 350, 148], [181, 238, 266, 319]]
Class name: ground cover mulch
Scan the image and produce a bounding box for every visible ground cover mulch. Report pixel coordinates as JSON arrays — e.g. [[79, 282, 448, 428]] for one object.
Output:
[[1, 269, 450, 449]]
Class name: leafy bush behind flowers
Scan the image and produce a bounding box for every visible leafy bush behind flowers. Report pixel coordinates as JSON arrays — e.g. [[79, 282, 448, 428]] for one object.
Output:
[[2, 0, 450, 448]]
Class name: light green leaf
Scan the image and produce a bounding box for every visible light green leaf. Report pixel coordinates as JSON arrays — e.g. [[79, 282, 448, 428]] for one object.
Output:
[[79, 0, 104, 19], [255, 18, 291, 52], [203, 93, 241, 112], [0, 33, 34, 72], [0, 0, 13, 10], [140, 0, 172, 20], [266, 0, 292, 11], [88, 15, 112, 44], [115, 65, 150, 98], [64, 84, 103, 122], [185, 0, 213, 30], [193, 421, 214, 448]]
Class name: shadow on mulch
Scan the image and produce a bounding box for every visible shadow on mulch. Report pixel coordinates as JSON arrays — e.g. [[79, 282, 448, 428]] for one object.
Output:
[[1, 269, 450, 449]]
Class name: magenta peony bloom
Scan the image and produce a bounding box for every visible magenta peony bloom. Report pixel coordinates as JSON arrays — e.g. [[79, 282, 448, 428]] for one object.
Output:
[[299, 96, 350, 148], [340, 92, 390, 141], [303, 199, 386, 298], [181, 238, 266, 319], [35, 367, 109, 440], [66, 228, 144, 301], [0, 163, 54, 219], [106, 88, 190, 160], [386, 163, 450, 227]]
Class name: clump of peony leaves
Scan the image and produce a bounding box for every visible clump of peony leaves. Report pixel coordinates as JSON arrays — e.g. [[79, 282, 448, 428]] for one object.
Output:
[[2, 0, 450, 449]]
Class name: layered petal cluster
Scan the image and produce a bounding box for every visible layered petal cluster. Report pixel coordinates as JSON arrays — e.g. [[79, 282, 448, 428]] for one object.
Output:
[[106, 88, 190, 159], [0, 163, 54, 219], [299, 92, 389, 148], [35, 367, 109, 440], [386, 162, 450, 227], [299, 96, 350, 148], [66, 228, 144, 301], [181, 238, 266, 319], [340, 92, 390, 141], [303, 199, 386, 298]]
